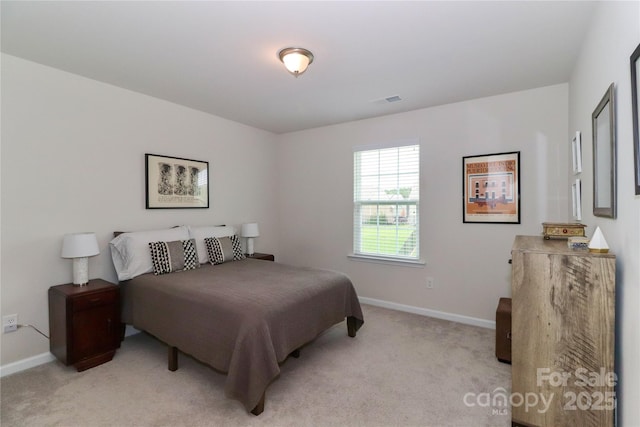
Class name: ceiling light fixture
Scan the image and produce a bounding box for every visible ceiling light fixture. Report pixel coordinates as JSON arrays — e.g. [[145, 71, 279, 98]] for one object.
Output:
[[278, 47, 314, 77]]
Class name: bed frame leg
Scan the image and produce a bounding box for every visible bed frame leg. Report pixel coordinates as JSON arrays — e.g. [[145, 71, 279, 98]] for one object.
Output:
[[251, 393, 265, 415], [168, 346, 178, 371], [347, 316, 357, 337]]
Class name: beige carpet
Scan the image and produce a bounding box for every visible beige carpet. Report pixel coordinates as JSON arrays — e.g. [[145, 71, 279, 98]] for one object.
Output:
[[1, 304, 511, 426]]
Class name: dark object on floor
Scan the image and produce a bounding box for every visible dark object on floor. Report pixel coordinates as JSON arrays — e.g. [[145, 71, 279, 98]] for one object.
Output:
[[495, 297, 511, 364]]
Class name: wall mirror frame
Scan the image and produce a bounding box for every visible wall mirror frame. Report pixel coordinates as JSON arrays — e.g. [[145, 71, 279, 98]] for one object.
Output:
[[630, 43, 640, 195], [592, 83, 616, 218]]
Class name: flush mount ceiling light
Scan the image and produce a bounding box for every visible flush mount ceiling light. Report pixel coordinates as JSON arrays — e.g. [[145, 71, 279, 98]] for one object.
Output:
[[278, 47, 314, 77]]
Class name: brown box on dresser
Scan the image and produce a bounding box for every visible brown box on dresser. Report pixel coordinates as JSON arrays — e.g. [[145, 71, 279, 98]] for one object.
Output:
[[48, 279, 120, 372]]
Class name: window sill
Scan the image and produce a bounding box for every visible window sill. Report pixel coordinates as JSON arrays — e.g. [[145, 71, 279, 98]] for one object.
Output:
[[347, 254, 426, 267]]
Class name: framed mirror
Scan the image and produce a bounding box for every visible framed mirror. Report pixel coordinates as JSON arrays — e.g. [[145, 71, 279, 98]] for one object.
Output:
[[592, 83, 616, 218]]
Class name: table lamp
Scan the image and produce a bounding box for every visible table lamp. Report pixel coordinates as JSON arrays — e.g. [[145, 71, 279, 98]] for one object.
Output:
[[61, 232, 100, 285], [241, 223, 260, 256], [588, 226, 610, 253]]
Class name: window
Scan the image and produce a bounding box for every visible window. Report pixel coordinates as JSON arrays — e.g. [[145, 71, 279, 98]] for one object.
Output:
[[353, 142, 420, 262]]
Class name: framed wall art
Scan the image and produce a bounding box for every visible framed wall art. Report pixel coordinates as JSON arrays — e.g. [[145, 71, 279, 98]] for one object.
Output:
[[572, 131, 582, 175], [145, 153, 209, 209], [592, 83, 616, 218], [572, 178, 582, 221], [462, 151, 520, 224], [631, 43, 640, 195]]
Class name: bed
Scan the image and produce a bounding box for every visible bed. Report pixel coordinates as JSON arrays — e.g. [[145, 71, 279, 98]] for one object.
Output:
[[111, 226, 364, 415]]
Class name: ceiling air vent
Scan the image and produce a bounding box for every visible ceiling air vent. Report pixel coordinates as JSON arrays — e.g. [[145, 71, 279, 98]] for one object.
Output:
[[371, 95, 402, 105]]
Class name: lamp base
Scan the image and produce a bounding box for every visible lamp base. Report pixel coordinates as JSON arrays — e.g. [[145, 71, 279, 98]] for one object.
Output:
[[72, 257, 89, 286], [247, 238, 255, 256]]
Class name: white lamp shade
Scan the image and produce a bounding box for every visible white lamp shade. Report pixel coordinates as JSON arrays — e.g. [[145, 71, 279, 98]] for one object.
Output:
[[61, 232, 100, 258], [282, 52, 310, 74], [241, 223, 260, 238]]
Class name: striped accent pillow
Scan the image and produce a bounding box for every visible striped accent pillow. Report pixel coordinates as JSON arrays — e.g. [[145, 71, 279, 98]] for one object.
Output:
[[205, 235, 246, 265], [149, 239, 199, 275]]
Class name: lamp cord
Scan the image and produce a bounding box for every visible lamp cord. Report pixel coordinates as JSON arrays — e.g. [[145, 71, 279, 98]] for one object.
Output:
[[17, 324, 50, 339]]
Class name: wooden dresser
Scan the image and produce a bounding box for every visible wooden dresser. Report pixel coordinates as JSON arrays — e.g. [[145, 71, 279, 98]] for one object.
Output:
[[511, 236, 615, 427]]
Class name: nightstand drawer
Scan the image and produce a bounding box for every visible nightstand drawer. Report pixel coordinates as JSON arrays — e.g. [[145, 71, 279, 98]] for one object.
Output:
[[72, 290, 118, 311]]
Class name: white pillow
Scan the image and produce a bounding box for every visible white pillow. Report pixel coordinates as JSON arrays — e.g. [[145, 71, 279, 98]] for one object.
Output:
[[110, 226, 190, 281], [188, 225, 236, 264]]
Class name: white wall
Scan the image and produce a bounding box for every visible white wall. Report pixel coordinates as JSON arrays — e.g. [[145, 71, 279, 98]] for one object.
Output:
[[568, 2, 640, 425], [0, 54, 279, 365], [4, 7, 637, 419], [276, 84, 569, 322]]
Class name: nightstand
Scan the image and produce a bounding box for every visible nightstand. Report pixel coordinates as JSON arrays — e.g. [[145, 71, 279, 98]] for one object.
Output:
[[48, 279, 120, 372], [246, 252, 275, 261]]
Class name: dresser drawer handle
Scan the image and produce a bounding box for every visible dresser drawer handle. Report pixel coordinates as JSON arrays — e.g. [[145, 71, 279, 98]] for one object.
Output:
[[88, 298, 102, 303]]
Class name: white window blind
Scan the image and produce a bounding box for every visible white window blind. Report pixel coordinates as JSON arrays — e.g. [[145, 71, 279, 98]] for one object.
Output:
[[353, 143, 420, 261]]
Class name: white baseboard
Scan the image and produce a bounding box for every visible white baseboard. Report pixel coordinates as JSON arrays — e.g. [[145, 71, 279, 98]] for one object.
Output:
[[1, 327, 140, 378], [359, 296, 496, 329], [0, 351, 56, 378], [1, 303, 490, 378]]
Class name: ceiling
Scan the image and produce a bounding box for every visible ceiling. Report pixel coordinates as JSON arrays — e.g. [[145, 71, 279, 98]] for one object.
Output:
[[1, 1, 597, 134]]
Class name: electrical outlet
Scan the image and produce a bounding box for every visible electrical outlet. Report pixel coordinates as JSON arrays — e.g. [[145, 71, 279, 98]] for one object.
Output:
[[426, 277, 435, 289], [3, 314, 18, 333]]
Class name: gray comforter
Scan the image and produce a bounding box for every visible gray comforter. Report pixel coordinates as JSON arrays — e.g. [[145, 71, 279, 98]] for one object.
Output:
[[120, 258, 364, 411]]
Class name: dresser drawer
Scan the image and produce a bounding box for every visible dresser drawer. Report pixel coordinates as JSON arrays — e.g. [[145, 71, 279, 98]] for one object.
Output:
[[72, 290, 118, 311]]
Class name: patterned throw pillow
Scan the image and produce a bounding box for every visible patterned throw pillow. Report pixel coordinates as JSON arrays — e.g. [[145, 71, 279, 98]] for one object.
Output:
[[205, 235, 246, 265], [149, 238, 199, 275]]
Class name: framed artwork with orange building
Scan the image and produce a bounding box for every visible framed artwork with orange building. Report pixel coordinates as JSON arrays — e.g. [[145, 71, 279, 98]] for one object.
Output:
[[462, 151, 520, 224]]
